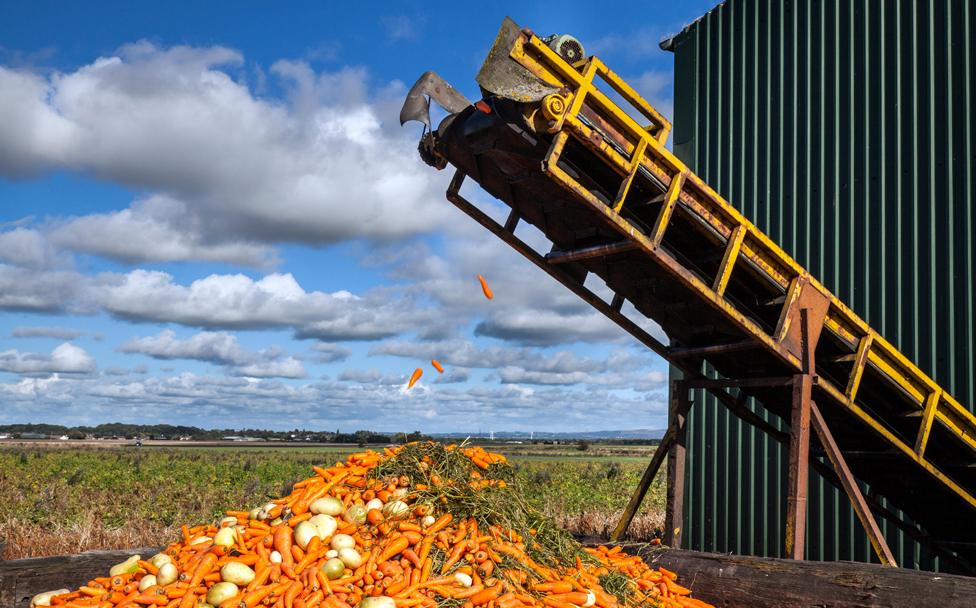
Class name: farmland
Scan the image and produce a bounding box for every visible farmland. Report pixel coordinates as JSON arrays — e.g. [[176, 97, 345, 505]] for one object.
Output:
[[0, 443, 663, 560]]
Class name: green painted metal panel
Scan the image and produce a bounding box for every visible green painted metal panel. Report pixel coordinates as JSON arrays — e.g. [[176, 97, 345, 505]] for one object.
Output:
[[666, 0, 975, 571]]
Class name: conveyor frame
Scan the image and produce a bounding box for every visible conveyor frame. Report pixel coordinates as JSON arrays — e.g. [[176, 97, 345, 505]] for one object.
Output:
[[414, 18, 976, 570]]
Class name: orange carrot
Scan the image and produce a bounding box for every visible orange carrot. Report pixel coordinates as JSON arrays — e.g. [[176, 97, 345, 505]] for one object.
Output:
[[530, 582, 573, 594], [367, 509, 385, 526], [440, 542, 467, 574], [283, 581, 303, 608], [470, 584, 503, 606], [377, 536, 411, 564], [407, 368, 423, 389], [477, 275, 493, 299], [431, 360, 445, 373], [274, 525, 294, 567], [426, 514, 453, 535], [188, 553, 218, 588]]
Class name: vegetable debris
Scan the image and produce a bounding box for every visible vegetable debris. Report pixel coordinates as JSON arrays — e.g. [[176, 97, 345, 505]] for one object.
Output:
[[35, 442, 712, 608]]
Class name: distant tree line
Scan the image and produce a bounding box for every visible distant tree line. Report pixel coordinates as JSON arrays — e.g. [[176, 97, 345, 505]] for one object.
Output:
[[0, 423, 430, 445]]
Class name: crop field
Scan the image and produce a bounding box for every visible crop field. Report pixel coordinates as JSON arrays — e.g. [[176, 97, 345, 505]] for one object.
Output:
[[0, 443, 664, 560]]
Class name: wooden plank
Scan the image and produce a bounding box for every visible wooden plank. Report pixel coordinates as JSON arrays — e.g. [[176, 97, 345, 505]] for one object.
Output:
[[640, 548, 976, 608], [0, 548, 160, 608]]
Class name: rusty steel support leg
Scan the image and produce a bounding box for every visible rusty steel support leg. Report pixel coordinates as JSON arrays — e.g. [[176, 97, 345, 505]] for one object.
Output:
[[785, 308, 814, 560], [612, 380, 691, 541], [810, 401, 898, 566], [665, 382, 690, 548], [785, 374, 812, 560]]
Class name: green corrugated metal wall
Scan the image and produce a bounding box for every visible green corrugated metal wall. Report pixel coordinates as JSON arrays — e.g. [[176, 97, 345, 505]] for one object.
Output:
[[666, 0, 975, 570]]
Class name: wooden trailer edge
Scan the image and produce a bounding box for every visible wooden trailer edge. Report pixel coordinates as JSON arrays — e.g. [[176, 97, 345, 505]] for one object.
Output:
[[0, 547, 161, 608], [4, 546, 976, 608], [645, 547, 976, 608]]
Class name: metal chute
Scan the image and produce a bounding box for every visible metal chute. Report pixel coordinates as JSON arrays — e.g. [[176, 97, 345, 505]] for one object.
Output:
[[474, 17, 561, 103], [399, 71, 471, 130]]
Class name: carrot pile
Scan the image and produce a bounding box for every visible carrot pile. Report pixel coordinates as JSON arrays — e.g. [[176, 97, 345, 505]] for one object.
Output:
[[35, 442, 713, 608]]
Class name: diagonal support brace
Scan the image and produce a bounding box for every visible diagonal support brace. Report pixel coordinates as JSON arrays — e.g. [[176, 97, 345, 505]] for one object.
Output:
[[611, 380, 691, 541], [811, 401, 898, 566]]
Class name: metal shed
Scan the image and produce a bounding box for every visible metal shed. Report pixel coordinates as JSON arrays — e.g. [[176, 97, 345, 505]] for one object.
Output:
[[663, 0, 975, 570]]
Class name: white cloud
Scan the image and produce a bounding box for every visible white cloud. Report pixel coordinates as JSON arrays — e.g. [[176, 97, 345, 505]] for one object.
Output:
[[97, 270, 442, 341], [0, 371, 669, 433], [0, 343, 96, 375], [233, 358, 306, 379], [121, 329, 251, 365], [0, 227, 68, 268], [49, 195, 278, 268], [371, 339, 611, 373], [120, 329, 306, 379], [338, 368, 403, 386], [383, 227, 635, 346], [474, 309, 627, 346], [311, 342, 352, 363], [371, 339, 665, 388], [630, 70, 673, 123], [0, 264, 89, 312], [0, 43, 450, 268], [11, 326, 86, 340]]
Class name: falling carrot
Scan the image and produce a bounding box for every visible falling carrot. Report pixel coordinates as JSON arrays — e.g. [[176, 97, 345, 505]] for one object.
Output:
[[431, 360, 445, 374], [477, 274, 493, 299], [407, 368, 423, 389]]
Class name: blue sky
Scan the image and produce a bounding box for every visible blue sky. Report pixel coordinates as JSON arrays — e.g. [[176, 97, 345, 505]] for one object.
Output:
[[0, 1, 717, 433]]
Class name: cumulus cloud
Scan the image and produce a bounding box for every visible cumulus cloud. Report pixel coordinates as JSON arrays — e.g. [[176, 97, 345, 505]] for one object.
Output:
[[233, 358, 306, 379], [0, 371, 669, 433], [371, 339, 665, 388], [97, 270, 444, 342], [120, 330, 306, 379], [311, 342, 352, 363], [121, 330, 252, 365], [49, 196, 278, 268], [0, 227, 68, 268], [338, 368, 403, 386], [12, 326, 86, 340], [0, 264, 88, 312], [630, 70, 673, 123], [0, 263, 453, 346], [0, 43, 450, 268], [371, 339, 608, 373], [381, 225, 634, 347], [474, 310, 627, 346], [0, 343, 96, 375]]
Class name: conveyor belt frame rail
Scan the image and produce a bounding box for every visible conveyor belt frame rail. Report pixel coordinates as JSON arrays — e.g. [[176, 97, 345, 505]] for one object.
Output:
[[444, 171, 974, 573], [502, 25, 976, 504], [433, 22, 976, 570]]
